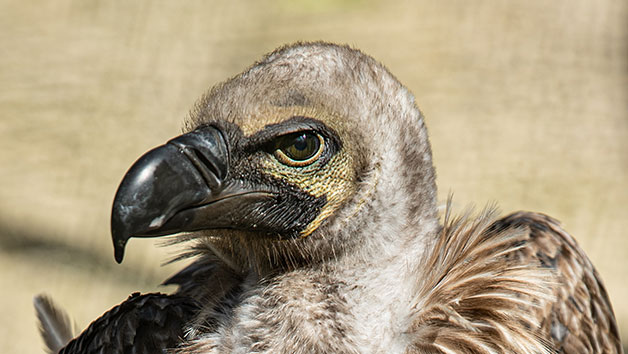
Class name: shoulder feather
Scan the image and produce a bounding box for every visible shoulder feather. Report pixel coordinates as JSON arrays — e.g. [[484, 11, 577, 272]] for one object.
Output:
[[408, 207, 622, 353]]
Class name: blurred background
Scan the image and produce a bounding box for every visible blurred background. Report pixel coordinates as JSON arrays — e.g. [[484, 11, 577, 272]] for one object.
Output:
[[1, 0, 626, 352]]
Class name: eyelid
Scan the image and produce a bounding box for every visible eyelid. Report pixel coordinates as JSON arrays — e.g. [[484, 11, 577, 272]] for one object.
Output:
[[242, 118, 327, 151]]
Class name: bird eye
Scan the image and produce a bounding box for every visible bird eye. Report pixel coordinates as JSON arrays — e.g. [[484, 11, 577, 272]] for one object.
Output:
[[273, 131, 324, 167]]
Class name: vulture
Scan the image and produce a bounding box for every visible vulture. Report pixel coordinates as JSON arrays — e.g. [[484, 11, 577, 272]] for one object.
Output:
[[35, 42, 623, 353]]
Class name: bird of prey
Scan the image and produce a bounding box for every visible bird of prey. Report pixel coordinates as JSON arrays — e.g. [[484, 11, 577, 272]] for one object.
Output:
[[36, 42, 623, 353]]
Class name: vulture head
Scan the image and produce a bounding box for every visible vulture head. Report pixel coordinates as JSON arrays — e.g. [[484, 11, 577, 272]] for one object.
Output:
[[112, 42, 439, 272], [38, 42, 621, 354]]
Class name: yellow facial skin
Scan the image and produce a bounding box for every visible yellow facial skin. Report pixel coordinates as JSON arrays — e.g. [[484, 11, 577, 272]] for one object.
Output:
[[242, 105, 358, 238]]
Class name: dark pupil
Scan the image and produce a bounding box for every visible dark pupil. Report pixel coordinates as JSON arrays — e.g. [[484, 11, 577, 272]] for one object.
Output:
[[293, 134, 308, 151], [278, 132, 320, 161]]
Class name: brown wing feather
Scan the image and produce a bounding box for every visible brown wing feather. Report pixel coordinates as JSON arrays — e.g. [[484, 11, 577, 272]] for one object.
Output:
[[492, 212, 622, 353], [408, 208, 622, 354]]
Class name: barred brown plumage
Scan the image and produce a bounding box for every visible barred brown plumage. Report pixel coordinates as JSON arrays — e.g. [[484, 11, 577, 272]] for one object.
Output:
[[36, 42, 623, 353], [409, 208, 622, 353]]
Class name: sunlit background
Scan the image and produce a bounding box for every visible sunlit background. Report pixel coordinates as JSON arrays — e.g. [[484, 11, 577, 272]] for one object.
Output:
[[1, 0, 626, 352]]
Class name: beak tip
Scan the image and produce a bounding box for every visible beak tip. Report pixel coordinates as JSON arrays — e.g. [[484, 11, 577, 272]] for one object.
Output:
[[111, 211, 129, 263], [113, 238, 127, 264]]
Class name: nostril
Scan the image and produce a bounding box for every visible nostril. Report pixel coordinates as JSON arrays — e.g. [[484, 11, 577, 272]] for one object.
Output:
[[185, 147, 223, 191], [166, 126, 229, 193], [192, 147, 221, 178]]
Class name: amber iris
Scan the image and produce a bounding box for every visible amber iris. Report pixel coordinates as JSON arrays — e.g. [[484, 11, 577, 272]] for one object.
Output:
[[273, 131, 324, 166]]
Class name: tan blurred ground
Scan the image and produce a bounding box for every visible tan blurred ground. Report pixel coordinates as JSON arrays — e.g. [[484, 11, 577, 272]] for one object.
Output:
[[1, 0, 626, 352]]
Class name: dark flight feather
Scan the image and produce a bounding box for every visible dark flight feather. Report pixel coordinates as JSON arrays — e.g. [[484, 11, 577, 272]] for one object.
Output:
[[57, 293, 199, 354], [33, 294, 75, 354]]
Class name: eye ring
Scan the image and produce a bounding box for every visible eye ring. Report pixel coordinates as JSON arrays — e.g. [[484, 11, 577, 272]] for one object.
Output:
[[273, 131, 325, 167]]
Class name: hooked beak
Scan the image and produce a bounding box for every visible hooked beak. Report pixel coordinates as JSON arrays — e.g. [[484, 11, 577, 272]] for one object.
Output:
[[111, 126, 272, 263]]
